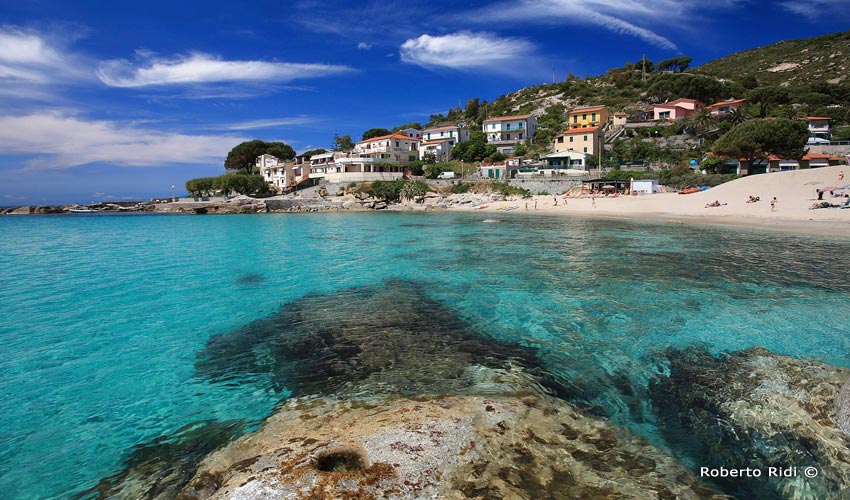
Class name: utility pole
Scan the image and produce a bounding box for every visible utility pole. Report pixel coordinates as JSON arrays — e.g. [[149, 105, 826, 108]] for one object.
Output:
[[598, 132, 603, 178], [552, 68, 555, 84], [641, 54, 646, 85]]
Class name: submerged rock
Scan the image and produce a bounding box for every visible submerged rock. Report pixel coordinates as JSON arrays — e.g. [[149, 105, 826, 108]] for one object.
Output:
[[179, 388, 729, 500], [837, 379, 850, 436], [81, 420, 245, 500], [651, 347, 850, 499], [194, 279, 549, 399]]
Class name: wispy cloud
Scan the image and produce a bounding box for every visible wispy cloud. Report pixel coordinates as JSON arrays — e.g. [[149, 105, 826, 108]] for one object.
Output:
[[97, 52, 355, 87], [224, 116, 318, 130], [780, 0, 850, 19], [357, 42, 372, 50], [0, 112, 247, 171], [0, 26, 91, 101], [463, 1, 681, 50], [400, 32, 537, 72]]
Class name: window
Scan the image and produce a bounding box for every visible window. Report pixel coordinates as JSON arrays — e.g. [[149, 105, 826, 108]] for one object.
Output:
[[395, 141, 400, 147], [582, 114, 587, 120], [506, 134, 511, 140], [583, 147, 587, 153], [660, 111, 671, 119], [518, 133, 523, 140], [519, 122, 523, 129], [573, 116, 578, 123], [449, 141, 454, 146], [557, 137, 563, 143], [426, 134, 430, 140], [591, 113, 596, 121], [569, 136, 574, 142], [584, 136, 587, 141], [409, 155, 416, 161], [506, 124, 511, 130]]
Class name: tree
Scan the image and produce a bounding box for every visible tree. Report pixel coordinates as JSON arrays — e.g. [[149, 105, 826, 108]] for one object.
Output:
[[400, 180, 428, 202], [724, 107, 750, 128], [748, 86, 791, 118], [513, 142, 528, 157], [224, 140, 294, 174], [332, 134, 355, 152], [712, 118, 808, 166], [464, 98, 480, 121], [656, 56, 691, 73], [301, 148, 327, 158], [686, 108, 718, 145], [362, 128, 391, 140]]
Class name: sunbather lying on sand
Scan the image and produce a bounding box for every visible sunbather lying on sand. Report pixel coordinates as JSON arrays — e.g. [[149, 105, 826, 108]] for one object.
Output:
[[705, 200, 727, 208]]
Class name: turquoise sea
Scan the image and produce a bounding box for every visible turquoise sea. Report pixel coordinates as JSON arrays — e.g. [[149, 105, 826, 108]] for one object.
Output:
[[1, 212, 849, 499]]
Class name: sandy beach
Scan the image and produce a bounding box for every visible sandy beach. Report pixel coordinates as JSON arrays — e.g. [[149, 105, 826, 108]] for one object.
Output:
[[451, 165, 850, 237]]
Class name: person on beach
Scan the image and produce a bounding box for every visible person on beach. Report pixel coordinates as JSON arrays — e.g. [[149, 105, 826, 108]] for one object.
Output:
[[840, 171, 844, 181], [534, 199, 538, 210], [553, 196, 558, 206], [525, 201, 528, 211], [770, 197, 777, 212]]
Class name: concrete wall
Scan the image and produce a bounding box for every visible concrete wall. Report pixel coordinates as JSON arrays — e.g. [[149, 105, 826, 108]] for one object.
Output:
[[503, 178, 585, 195], [807, 144, 850, 159]]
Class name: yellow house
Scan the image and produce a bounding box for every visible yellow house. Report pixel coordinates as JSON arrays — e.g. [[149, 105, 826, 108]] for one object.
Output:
[[568, 106, 608, 129], [553, 126, 602, 155]]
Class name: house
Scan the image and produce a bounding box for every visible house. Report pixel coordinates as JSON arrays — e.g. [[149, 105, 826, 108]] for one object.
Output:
[[422, 124, 469, 145], [553, 126, 602, 155], [306, 133, 420, 182], [399, 128, 422, 139], [707, 98, 747, 116], [652, 98, 704, 121], [539, 149, 588, 175], [419, 138, 454, 162], [483, 114, 537, 155], [630, 179, 661, 194], [257, 154, 308, 192], [612, 112, 628, 127], [805, 116, 831, 139], [567, 106, 609, 129]]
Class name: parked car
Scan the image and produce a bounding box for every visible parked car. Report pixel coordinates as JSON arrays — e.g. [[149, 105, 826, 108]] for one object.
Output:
[[807, 137, 830, 145], [437, 171, 456, 179]]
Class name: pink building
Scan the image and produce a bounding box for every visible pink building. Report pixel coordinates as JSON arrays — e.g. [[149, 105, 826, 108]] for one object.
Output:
[[652, 98, 704, 121]]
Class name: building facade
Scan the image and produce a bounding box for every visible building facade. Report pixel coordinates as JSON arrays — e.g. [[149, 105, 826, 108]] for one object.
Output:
[[652, 98, 704, 121], [553, 126, 602, 155], [482, 114, 537, 155], [567, 106, 608, 129], [806, 116, 832, 139], [707, 98, 747, 116]]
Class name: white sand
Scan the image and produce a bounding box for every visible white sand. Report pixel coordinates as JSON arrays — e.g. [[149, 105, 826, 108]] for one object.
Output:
[[450, 165, 850, 237]]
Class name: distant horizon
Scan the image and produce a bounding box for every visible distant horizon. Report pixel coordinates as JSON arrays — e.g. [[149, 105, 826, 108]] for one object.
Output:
[[2, 0, 849, 205]]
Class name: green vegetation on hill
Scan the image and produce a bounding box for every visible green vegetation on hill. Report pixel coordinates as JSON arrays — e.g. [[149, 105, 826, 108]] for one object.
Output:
[[694, 31, 850, 87]]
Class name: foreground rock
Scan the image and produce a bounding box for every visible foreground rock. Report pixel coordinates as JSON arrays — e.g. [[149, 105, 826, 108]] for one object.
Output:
[[179, 391, 729, 500], [651, 347, 850, 499]]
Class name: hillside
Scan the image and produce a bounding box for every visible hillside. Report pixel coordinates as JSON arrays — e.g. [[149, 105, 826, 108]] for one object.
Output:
[[694, 31, 850, 87]]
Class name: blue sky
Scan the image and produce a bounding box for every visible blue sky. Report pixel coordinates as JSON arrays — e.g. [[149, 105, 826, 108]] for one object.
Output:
[[1, 0, 848, 204]]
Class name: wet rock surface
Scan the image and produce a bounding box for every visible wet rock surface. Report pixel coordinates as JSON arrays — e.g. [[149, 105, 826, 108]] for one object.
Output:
[[179, 389, 729, 500], [651, 347, 850, 499]]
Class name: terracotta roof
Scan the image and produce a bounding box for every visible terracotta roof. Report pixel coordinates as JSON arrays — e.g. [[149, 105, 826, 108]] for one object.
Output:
[[613, 112, 628, 116], [802, 152, 839, 161], [423, 125, 459, 132], [806, 116, 831, 121], [707, 98, 747, 109], [357, 133, 420, 144], [569, 105, 606, 113], [562, 126, 599, 135], [483, 114, 532, 123]]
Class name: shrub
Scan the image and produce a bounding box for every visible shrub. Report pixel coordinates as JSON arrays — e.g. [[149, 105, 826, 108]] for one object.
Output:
[[492, 181, 532, 198], [451, 182, 471, 194]]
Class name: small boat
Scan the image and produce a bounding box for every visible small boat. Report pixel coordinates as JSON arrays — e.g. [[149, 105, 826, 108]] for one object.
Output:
[[679, 187, 702, 195], [68, 208, 100, 213]]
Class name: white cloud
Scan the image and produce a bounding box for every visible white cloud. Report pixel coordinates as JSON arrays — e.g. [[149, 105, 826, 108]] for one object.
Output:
[[357, 42, 372, 50], [97, 52, 355, 87], [463, 0, 745, 50], [780, 0, 850, 19], [0, 112, 247, 171], [0, 26, 91, 99], [400, 32, 536, 71], [224, 116, 317, 130]]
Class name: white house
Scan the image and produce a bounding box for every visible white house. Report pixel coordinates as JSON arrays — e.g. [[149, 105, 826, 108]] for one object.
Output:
[[399, 128, 422, 139], [806, 116, 831, 139], [419, 138, 454, 162], [482, 114, 537, 154], [308, 133, 420, 183], [539, 150, 588, 175], [422, 125, 469, 144], [257, 154, 309, 193]]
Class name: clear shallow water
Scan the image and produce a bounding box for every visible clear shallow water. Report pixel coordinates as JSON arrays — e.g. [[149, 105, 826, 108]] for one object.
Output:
[[0, 212, 848, 499]]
